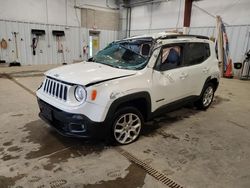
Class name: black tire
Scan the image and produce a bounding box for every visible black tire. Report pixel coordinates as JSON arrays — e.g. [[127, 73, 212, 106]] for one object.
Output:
[[195, 83, 215, 110], [110, 106, 144, 145]]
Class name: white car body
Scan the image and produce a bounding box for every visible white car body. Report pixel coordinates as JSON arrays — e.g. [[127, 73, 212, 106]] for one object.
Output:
[[36, 32, 220, 143]]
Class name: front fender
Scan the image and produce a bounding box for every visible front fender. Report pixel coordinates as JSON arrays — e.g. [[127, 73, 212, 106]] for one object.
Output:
[[104, 91, 152, 122]]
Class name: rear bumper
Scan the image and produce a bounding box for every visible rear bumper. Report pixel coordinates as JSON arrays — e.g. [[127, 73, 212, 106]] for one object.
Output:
[[37, 98, 106, 139]]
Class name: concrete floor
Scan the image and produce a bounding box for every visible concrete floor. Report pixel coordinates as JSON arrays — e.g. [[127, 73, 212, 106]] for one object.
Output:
[[0, 65, 250, 188]]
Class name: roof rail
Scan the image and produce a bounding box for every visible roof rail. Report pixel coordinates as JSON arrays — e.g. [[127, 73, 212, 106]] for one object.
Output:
[[157, 34, 209, 40], [120, 37, 154, 42]]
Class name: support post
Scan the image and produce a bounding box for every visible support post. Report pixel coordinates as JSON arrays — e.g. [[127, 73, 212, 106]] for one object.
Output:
[[128, 7, 131, 37], [183, 0, 193, 34], [216, 16, 224, 76]]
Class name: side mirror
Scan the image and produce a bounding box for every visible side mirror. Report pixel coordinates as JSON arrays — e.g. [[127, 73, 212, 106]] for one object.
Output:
[[234, 62, 242, 69], [141, 44, 151, 56]]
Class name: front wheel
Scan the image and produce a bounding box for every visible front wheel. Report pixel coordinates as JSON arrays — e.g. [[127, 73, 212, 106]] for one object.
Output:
[[196, 83, 215, 110], [112, 107, 143, 145]]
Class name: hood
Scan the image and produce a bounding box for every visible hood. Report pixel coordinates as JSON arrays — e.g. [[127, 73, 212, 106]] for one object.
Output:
[[45, 62, 136, 86]]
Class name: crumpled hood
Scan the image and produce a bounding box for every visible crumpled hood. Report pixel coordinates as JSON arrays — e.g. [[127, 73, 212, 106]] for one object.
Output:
[[45, 62, 136, 86]]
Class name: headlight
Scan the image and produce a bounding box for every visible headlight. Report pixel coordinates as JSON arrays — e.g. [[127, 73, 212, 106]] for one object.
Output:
[[74, 86, 87, 102]]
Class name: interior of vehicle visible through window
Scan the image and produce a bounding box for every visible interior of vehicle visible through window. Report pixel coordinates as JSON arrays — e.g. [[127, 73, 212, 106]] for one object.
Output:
[[94, 38, 153, 70], [160, 45, 182, 71]]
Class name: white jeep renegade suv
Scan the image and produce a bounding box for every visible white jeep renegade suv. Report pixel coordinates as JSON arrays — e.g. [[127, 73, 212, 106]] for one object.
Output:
[[36, 32, 220, 145]]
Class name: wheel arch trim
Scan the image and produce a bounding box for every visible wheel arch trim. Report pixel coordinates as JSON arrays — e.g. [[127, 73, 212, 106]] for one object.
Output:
[[105, 91, 152, 122], [201, 76, 219, 95]]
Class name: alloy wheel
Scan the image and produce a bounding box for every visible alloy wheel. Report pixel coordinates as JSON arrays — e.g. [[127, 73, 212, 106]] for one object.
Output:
[[203, 86, 214, 107], [113, 113, 142, 144]]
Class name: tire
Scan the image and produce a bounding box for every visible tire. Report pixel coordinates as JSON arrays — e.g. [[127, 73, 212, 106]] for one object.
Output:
[[111, 106, 144, 145], [195, 83, 215, 110]]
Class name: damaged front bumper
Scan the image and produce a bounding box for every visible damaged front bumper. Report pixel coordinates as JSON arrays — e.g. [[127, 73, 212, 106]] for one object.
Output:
[[37, 98, 106, 139]]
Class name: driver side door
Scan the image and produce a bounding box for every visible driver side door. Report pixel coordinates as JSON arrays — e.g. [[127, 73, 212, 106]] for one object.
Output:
[[151, 43, 191, 111]]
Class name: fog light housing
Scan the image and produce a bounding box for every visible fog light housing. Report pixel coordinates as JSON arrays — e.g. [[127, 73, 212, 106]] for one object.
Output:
[[69, 123, 86, 133]]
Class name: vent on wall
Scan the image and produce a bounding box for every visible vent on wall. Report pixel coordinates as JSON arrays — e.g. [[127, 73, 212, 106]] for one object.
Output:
[[52, 30, 65, 37], [31, 29, 45, 36]]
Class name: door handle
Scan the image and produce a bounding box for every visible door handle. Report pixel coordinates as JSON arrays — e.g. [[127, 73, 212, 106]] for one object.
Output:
[[180, 72, 188, 79], [203, 67, 209, 73]]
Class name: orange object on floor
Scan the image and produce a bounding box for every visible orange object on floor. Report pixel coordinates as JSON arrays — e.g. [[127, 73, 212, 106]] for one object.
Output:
[[224, 58, 233, 78]]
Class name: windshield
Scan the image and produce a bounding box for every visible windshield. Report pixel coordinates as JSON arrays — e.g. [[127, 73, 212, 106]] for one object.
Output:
[[93, 40, 152, 70]]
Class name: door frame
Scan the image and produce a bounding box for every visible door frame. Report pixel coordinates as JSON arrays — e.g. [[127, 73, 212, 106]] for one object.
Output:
[[89, 30, 100, 57]]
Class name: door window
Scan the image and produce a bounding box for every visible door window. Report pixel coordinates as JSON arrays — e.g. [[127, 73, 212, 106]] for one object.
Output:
[[183, 43, 210, 66], [155, 45, 183, 71]]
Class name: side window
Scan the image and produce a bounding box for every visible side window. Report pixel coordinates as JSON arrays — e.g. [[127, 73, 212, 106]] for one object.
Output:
[[183, 43, 210, 66], [155, 45, 183, 71]]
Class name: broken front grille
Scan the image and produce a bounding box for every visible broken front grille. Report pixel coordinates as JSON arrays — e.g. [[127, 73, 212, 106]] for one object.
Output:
[[43, 77, 69, 101]]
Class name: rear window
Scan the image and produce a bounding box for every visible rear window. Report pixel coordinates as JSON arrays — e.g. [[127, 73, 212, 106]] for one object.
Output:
[[183, 43, 210, 66]]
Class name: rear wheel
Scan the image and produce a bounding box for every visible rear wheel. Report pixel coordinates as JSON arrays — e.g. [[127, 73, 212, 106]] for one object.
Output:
[[196, 83, 215, 110], [112, 107, 143, 145]]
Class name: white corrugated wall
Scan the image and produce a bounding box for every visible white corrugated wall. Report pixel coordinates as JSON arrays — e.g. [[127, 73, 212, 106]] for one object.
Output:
[[0, 20, 118, 65]]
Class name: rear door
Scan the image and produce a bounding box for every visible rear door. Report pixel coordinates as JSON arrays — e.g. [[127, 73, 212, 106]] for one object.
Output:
[[182, 42, 211, 96]]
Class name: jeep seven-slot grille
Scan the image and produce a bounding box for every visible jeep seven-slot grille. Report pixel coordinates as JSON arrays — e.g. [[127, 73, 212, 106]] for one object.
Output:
[[43, 78, 69, 101]]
